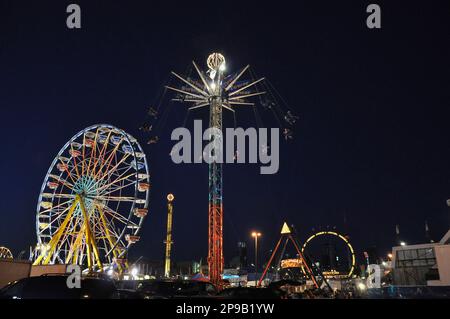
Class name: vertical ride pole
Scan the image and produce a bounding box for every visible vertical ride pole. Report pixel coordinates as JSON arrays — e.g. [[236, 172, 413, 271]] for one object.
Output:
[[165, 194, 175, 278], [208, 95, 223, 285], [207, 55, 225, 286]]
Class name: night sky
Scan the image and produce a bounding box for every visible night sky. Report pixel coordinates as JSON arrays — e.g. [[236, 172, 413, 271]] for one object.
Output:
[[0, 1, 449, 266]]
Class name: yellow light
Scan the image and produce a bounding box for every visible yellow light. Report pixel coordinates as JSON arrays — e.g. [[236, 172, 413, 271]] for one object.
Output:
[[388, 253, 393, 259], [167, 193, 175, 202], [251, 231, 261, 237]]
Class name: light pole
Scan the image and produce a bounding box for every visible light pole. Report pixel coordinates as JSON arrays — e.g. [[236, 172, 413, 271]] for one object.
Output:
[[251, 232, 262, 273]]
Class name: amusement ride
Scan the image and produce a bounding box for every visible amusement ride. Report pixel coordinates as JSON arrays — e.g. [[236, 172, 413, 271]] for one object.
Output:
[[33, 124, 150, 273], [140, 53, 298, 285], [0, 247, 13, 259], [301, 230, 356, 279]]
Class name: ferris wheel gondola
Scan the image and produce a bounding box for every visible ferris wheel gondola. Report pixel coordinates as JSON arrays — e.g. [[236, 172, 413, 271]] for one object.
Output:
[[33, 124, 150, 272]]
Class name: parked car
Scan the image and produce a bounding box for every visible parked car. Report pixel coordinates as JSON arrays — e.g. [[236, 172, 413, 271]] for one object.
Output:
[[0, 274, 120, 299], [136, 280, 217, 299]]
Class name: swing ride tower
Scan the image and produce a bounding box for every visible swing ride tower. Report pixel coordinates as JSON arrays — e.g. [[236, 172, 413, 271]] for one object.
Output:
[[165, 53, 266, 285]]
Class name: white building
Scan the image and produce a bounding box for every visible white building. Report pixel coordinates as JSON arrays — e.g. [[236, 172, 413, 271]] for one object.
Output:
[[391, 229, 450, 286]]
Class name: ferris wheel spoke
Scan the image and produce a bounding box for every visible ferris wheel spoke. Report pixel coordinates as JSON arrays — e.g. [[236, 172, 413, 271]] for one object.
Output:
[[95, 205, 122, 248], [94, 152, 131, 186], [93, 214, 123, 249], [97, 175, 136, 195], [103, 207, 134, 226], [91, 130, 113, 177], [89, 195, 137, 202], [95, 171, 135, 194], [40, 201, 77, 232], [85, 128, 100, 176], [39, 198, 73, 214], [65, 224, 84, 264], [81, 134, 87, 178], [92, 137, 125, 181], [57, 158, 77, 185], [48, 174, 75, 191], [70, 147, 82, 180], [51, 193, 76, 199]]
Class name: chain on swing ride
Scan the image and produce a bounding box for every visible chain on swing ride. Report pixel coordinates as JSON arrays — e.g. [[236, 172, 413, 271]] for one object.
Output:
[[33, 124, 150, 273], [141, 53, 299, 285]]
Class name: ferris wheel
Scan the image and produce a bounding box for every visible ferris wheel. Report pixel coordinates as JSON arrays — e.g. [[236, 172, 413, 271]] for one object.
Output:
[[0, 247, 13, 259], [33, 124, 150, 272], [301, 231, 356, 279]]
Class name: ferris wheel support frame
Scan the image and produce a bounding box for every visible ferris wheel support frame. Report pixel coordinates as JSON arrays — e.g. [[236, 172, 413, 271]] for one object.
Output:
[[33, 195, 103, 272]]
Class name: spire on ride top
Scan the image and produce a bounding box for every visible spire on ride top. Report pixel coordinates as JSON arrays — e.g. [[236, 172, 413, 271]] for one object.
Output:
[[280, 222, 291, 234]]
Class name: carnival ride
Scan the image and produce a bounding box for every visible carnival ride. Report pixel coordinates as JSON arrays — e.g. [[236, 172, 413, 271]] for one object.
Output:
[[259, 224, 356, 289], [301, 230, 356, 279], [258, 223, 329, 289], [33, 124, 150, 273], [140, 53, 298, 285], [0, 247, 13, 259]]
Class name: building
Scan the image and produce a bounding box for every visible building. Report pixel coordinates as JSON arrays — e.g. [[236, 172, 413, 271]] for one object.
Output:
[[238, 242, 248, 269], [391, 229, 450, 286]]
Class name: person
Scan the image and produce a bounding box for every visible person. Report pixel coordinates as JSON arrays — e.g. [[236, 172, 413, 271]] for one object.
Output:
[[148, 107, 158, 118], [261, 98, 275, 110], [284, 111, 299, 125], [147, 136, 159, 144], [283, 128, 293, 140], [139, 123, 152, 132]]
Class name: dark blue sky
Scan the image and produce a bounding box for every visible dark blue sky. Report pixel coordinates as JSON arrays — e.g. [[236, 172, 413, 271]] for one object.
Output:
[[0, 1, 449, 265]]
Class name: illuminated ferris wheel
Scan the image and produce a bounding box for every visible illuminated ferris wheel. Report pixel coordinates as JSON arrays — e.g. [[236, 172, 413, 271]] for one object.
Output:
[[301, 231, 356, 279], [33, 124, 150, 272], [0, 247, 13, 259]]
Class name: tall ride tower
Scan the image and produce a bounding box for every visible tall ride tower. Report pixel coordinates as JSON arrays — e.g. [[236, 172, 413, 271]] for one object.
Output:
[[166, 53, 265, 285], [206, 53, 225, 284], [164, 193, 175, 277]]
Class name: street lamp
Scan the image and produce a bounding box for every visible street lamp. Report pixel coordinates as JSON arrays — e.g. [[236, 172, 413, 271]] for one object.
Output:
[[251, 231, 262, 273]]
